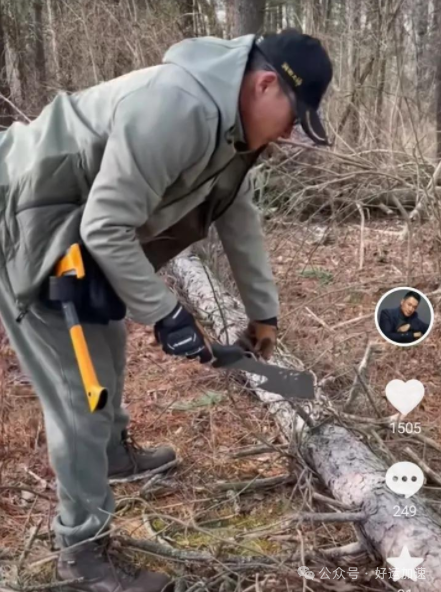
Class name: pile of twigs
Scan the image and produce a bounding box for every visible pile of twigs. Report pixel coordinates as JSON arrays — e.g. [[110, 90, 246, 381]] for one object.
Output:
[[254, 139, 441, 224]]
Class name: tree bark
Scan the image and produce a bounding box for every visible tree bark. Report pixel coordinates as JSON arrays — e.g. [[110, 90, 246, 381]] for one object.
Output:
[[434, 0, 441, 159], [291, 0, 303, 30], [338, 0, 405, 137], [414, 0, 429, 110], [171, 251, 441, 590], [374, 0, 390, 134], [179, 0, 195, 37], [324, 0, 333, 33], [277, 3, 283, 30], [170, 253, 306, 435], [198, 0, 223, 37], [33, 0, 47, 102], [0, 0, 13, 127], [227, 0, 266, 37], [7, 1, 28, 104], [346, 0, 361, 144], [437, 56, 441, 160], [46, 0, 60, 85], [311, 0, 323, 33], [305, 423, 441, 591], [304, 0, 315, 34]]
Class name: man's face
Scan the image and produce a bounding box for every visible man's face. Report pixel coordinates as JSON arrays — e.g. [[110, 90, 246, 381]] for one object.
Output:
[[240, 71, 295, 150], [400, 297, 419, 317]]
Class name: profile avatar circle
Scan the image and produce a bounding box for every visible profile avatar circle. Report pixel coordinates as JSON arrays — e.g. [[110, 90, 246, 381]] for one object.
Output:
[[375, 288, 434, 346]]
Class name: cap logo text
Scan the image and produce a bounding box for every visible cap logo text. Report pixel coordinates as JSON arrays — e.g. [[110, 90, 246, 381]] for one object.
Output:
[[281, 62, 303, 86]]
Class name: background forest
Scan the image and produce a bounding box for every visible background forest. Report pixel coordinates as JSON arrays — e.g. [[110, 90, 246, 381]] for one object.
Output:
[[1, 0, 441, 157], [2, 2, 441, 592]]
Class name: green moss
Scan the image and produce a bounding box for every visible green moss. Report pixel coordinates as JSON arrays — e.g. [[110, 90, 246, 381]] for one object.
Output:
[[299, 267, 333, 285], [165, 507, 285, 556], [151, 517, 168, 532], [348, 291, 363, 304], [119, 499, 289, 558]]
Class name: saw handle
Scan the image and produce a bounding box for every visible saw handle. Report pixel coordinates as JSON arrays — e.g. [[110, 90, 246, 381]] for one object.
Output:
[[211, 343, 250, 368]]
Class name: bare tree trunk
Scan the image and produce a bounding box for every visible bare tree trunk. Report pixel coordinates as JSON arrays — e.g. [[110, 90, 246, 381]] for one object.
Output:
[[434, 0, 441, 159], [276, 3, 283, 29], [312, 0, 323, 33], [227, 0, 266, 37], [347, 0, 361, 144], [376, 48, 388, 125], [33, 0, 47, 102], [338, 0, 404, 137], [375, 0, 390, 136], [266, 4, 275, 31], [198, 0, 223, 37], [290, 0, 303, 31], [179, 0, 195, 37], [194, 1, 208, 36], [324, 0, 333, 33], [0, 0, 13, 127], [414, 0, 429, 111], [436, 57, 441, 159], [8, 1, 28, 104], [46, 0, 60, 85], [304, 0, 314, 33], [391, 1, 405, 141]]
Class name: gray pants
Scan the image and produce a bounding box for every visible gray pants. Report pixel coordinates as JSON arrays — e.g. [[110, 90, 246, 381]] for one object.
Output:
[[0, 266, 129, 547]]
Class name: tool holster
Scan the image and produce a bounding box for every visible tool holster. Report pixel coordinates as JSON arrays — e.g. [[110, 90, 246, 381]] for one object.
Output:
[[41, 244, 126, 325], [40, 243, 126, 412]]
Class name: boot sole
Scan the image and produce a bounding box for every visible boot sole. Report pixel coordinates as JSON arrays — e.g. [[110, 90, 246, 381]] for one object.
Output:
[[108, 459, 178, 484]]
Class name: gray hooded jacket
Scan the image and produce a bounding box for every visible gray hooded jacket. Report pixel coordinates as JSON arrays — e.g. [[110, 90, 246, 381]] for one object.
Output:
[[0, 35, 279, 324]]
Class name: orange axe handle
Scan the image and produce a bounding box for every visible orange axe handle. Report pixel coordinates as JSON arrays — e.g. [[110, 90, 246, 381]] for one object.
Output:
[[55, 245, 108, 413], [62, 301, 108, 412]]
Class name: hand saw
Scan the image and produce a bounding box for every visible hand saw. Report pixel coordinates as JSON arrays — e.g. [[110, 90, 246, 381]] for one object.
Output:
[[211, 343, 314, 401]]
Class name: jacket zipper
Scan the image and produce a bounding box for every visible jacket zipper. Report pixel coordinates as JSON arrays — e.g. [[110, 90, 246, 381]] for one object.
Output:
[[16, 308, 28, 323], [212, 150, 262, 223]]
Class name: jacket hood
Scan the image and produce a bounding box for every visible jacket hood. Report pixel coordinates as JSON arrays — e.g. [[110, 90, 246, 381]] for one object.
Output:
[[163, 35, 255, 140]]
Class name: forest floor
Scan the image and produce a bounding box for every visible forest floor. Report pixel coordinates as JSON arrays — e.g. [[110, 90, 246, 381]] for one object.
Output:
[[0, 216, 440, 591]]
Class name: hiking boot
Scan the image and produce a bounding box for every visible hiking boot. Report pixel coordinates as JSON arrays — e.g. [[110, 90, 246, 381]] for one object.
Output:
[[108, 430, 176, 482], [57, 540, 173, 592]]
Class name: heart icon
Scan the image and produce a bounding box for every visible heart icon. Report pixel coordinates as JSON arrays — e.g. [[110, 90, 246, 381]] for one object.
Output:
[[385, 379, 425, 416]]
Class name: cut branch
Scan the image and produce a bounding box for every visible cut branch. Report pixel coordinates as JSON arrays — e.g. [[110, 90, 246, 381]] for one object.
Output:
[[345, 341, 376, 410], [210, 474, 293, 494], [405, 447, 441, 488]]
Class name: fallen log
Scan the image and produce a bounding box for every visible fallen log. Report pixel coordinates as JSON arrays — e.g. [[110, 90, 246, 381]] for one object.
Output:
[[170, 252, 441, 591], [170, 253, 313, 436], [306, 423, 441, 590]]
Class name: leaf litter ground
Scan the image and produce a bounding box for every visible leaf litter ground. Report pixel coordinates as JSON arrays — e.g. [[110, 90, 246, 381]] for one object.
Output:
[[1, 216, 439, 590]]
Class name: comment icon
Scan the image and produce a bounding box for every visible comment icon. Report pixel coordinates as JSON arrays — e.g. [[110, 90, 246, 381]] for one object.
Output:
[[386, 462, 425, 498]]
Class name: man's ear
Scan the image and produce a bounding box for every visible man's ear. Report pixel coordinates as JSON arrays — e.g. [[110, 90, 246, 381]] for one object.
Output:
[[256, 71, 278, 95]]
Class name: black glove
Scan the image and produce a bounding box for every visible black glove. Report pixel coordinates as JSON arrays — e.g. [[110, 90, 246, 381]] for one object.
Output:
[[154, 304, 212, 363]]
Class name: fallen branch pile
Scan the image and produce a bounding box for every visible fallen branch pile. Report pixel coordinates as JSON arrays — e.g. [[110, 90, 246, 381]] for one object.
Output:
[[255, 140, 441, 222]]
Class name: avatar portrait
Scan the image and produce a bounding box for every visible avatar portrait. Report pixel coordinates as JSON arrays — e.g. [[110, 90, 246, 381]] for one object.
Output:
[[375, 288, 433, 347]]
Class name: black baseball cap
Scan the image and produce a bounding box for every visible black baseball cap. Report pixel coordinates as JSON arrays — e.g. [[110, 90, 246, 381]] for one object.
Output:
[[256, 29, 333, 145]]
